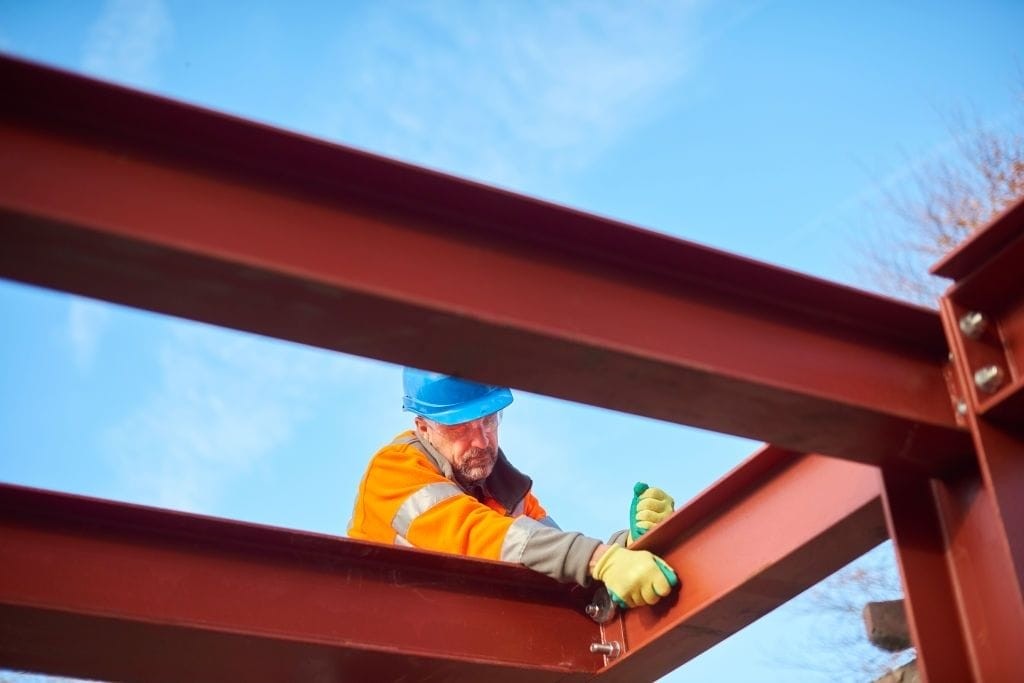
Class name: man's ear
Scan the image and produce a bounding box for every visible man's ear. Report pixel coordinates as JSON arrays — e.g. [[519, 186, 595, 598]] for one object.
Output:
[[413, 416, 429, 437]]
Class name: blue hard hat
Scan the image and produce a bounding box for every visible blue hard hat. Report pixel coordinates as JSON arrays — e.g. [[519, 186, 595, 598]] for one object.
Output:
[[402, 368, 513, 425]]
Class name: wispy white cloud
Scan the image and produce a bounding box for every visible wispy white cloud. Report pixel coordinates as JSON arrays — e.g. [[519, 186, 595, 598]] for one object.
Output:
[[103, 320, 388, 513], [80, 0, 172, 87], [322, 0, 706, 194], [67, 296, 112, 372]]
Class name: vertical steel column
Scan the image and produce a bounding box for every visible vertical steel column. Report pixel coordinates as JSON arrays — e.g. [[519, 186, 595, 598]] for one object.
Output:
[[883, 199, 1024, 682]]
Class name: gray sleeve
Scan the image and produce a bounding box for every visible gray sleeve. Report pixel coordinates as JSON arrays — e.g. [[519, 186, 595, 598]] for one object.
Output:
[[501, 516, 602, 586], [607, 528, 630, 547]]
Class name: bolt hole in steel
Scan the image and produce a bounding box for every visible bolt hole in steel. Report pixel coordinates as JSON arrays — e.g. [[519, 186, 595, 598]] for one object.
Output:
[[959, 311, 988, 339], [974, 364, 1005, 393]]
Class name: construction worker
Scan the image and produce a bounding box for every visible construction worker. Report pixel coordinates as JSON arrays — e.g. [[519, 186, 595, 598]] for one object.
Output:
[[348, 368, 679, 609]]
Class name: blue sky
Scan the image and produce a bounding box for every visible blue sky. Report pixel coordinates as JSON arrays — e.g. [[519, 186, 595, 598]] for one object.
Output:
[[1, 1, 1021, 681]]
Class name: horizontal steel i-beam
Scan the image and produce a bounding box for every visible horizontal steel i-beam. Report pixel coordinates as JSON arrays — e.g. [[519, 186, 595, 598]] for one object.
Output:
[[0, 484, 600, 682], [0, 450, 884, 683], [0, 55, 968, 470]]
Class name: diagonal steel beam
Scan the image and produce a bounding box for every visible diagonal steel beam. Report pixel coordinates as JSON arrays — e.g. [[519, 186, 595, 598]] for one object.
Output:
[[0, 483, 601, 682], [0, 55, 967, 471], [595, 446, 885, 681]]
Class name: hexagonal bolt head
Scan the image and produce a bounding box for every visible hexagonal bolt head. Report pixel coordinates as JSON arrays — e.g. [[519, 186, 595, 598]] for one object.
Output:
[[959, 311, 988, 339], [974, 365, 1005, 394]]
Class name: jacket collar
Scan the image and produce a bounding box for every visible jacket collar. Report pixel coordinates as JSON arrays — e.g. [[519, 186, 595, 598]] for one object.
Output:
[[398, 431, 533, 513]]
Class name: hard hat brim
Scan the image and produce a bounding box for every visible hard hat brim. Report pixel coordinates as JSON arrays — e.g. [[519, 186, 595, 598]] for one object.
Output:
[[404, 386, 513, 425]]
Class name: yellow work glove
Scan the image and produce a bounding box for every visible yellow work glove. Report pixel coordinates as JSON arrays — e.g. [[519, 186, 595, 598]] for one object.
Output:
[[629, 482, 675, 545], [591, 545, 678, 609]]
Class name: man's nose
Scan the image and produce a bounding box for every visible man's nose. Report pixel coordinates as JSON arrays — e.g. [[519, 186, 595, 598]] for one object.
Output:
[[469, 424, 491, 448]]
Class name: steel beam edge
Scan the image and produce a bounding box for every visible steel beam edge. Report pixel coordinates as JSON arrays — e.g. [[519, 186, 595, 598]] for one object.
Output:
[[885, 196, 1024, 682], [592, 446, 886, 681], [0, 483, 601, 682], [0, 54, 968, 471], [880, 463, 1024, 683]]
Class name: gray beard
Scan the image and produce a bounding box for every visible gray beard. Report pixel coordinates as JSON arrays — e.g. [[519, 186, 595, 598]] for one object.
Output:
[[454, 447, 496, 486]]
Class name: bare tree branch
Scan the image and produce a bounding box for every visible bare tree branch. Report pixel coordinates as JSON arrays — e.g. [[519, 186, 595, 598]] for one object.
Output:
[[864, 84, 1024, 305]]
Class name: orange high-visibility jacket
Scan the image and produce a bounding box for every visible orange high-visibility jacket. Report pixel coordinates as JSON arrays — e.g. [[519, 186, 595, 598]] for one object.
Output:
[[348, 431, 606, 585]]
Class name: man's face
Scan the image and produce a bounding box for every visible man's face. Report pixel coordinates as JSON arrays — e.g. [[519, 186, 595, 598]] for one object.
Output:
[[417, 412, 501, 486]]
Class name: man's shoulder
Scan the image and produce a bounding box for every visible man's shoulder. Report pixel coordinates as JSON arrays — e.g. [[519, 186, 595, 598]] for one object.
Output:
[[385, 429, 419, 448], [373, 430, 421, 456], [371, 431, 438, 470]]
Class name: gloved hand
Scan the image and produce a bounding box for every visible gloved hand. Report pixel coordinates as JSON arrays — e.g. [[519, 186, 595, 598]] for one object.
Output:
[[590, 544, 678, 609], [629, 482, 675, 545]]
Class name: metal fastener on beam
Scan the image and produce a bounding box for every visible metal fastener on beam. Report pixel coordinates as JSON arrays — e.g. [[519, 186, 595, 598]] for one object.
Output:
[[590, 642, 622, 658], [958, 311, 987, 339], [974, 364, 1005, 393]]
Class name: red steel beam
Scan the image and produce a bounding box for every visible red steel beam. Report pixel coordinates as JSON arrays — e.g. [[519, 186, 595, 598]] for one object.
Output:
[[0, 483, 601, 682], [935, 198, 1024, 428], [881, 464, 1023, 683], [883, 197, 1024, 682], [0, 453, 885, 683], [0, 55, 968, 471], [594, 446, 885, 681], [938, 197, 1024, 604]]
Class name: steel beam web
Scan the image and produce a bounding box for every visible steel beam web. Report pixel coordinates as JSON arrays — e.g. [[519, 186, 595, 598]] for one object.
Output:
[[0, 54, 967, 470], [0, 449, 886, 683], [0, 484, 600, 682]]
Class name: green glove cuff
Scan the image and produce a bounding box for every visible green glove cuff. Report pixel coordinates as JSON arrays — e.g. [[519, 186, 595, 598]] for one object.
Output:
[[654, 557, 679, 588], [629, 481, 649, 542]]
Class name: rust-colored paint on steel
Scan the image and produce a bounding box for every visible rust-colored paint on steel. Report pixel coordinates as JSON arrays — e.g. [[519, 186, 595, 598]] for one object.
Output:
[[882, 465, 1024, 682], [0, 484, 600, 682], [886, 196, 1024, 683], [935, 198, 1024, 426], [941, 296, 1024, 575], [0, 54, 968, 470], [940, 196, 1024, 589], [594, 446, 885, 681], [931, 197, 1024, 281]]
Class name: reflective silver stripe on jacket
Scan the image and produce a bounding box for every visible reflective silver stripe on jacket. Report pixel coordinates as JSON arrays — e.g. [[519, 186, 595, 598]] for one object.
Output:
[[537, 515, 560, 530], [391, 481, 462, 538], [394, 534, 414, 547], [501, 515, 548, 563]]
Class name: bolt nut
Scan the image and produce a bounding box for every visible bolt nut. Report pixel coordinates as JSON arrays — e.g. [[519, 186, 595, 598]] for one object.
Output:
[[955, 400, 968, 416], [590, 641, 622, 658], [959, 311, 987, 339], [974, 365, 1005, 394]]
